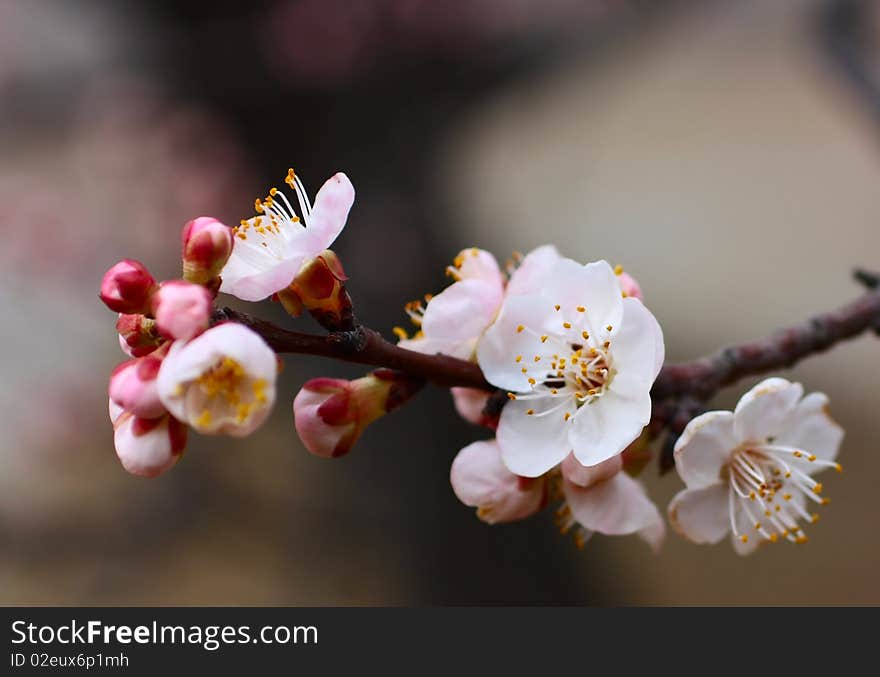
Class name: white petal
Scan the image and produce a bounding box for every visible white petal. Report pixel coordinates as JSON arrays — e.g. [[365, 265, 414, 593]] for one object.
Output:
[[421, 279, 502, 357], [733, 378, 803, 442], [450, 439, 545, 524], [541, 259, 623, 332], [497, 397, 571, 477], [668, 483, 730, 544], [564, 473, 665, 551], [306, 172, 355, 249], [506, 244, 562, 296], [476, 294, 559, 392], [673, 410, 737, 489], [776, 392, 843, 464], [219, 254, 304, 302], [569, 390, 651, 467], [608, 297, 664, 395], [113, 416, 181, 478]]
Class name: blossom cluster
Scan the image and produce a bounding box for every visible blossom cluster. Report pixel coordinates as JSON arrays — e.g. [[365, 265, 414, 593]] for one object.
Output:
[[99, 167, 845, 556]]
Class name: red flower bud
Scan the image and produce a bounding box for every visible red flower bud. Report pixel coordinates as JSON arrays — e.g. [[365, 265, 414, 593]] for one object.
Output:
[[181, 217, 234, 285], [100, 259, 157, 314]]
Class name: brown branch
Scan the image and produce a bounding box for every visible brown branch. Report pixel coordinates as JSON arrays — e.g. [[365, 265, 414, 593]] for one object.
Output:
[[211, 307, 491, 390], [215, 270, 880, 415], [651, 282, 880, 402]]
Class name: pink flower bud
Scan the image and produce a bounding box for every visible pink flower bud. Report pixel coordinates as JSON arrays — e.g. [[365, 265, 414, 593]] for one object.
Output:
[[293, 370, 422, 458], [619, 271, 643, 300], [116, 313, 163, 357], [100, 259, 157, 314], [152, 280, 212, 341], [113, 413, 187, 478], [450, 439, 547, 524], [181, 216, 234, 285], [109, 354, 166, 419]]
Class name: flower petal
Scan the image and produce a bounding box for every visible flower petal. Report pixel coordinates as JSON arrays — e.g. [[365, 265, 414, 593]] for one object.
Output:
[[497, 397, 571, 477], [476, 294, 559, 392], [561, 451, 622, 488], [456, 248, 504, 288], [451, 387, 491, 427], [569, 390, 651, 467], [421, 278, 503, 359], [219, 253, 305, 302], [506, 245, 562, 296], [733, 377, 803, 442], [673, 410, 737, 489], [541, 259, 623, 332], [564, 473, 665, 551], [668, 483, 730, 544], [777, 392, 843, 464], [450, 439, 546, 524], [607, 297, 664, 395], [305, 172, 355, 249]]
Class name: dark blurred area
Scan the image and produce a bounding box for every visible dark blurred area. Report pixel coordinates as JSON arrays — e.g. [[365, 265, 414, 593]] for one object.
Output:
[[2, 0, 880, 605]]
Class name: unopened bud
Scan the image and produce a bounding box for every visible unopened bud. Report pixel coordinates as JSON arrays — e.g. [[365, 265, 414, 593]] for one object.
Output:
[[113, 412, 187, 478], [116, 313, 163, 357], [100, 259, 157, 314], [152, 280, 212, 341], [109, 354, 166, 419], [181, 216, 234, 285], [277, 250, 353, 331], [293, 369, 423, 458]]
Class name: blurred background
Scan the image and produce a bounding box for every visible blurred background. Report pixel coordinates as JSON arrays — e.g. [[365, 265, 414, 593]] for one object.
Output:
[[1, 0, 879, 605]]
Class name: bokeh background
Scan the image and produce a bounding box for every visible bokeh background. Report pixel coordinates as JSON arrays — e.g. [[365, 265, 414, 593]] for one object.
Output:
[[2, 0, 879, 605]]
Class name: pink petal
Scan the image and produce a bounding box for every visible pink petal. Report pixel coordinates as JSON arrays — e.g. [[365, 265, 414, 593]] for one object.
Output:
[[306, 172, 355, 249], [564, 473, 665, 552], [450, 439, 546, 524], [561, 452, 622, 488]]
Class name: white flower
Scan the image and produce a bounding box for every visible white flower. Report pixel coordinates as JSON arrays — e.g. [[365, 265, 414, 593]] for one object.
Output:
[[668, 378, 843, 555], [476, 259, 664, 477], [397, 245, 562, 360], [157, 323, 278, 436], [220, 169, 355, 302], [557, 452, 665, 552]]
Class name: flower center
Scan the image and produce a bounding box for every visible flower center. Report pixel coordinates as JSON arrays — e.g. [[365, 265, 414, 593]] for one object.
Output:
[[194, 357, 268, 426], [231, 168, 312, 257], [726, 443, 841, 546], [510, 303, 617, 422]]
